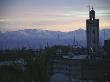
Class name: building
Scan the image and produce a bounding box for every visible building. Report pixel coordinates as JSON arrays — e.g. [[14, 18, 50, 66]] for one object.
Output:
[[104, 40, 110, 53], [49, 49, 89, 82], [86, 7, 99, 52], [104, 40, 110, 81], [49, 7, 108, 82], [49, 47, 107, 82]]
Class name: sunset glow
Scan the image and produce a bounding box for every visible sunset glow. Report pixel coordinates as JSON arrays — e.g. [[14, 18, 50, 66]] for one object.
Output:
[[0, 0, 110, 32]]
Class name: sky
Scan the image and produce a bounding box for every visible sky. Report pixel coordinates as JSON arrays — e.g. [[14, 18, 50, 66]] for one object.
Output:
[[0, 0, 110, 32]]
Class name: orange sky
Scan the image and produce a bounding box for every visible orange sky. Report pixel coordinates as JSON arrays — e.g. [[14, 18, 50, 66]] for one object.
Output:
[[0, 0, 110, 32]]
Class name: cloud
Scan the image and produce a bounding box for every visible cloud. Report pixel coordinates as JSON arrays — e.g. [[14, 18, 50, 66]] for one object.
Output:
[[0, 0, 110, 32]]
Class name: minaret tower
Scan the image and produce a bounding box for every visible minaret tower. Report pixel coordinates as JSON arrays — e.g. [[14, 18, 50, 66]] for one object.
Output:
[[86, 6, 99, 52]]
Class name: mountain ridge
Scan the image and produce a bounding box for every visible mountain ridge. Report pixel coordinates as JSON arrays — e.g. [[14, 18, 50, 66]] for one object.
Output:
[[0, 28, 110, 50]]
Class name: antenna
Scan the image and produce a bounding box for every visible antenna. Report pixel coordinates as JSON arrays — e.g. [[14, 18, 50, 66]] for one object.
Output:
[[47, 42, 49, 48], [91, 0, 94, 10], [73, 32, 75, 45], [89, 5, 90, 11], [58, 34, 60, 40], [89, 0, 94, 10], [104, 30, 105, 40], [88, 0, 91, 18], [92, 5, 93, 8], [89, 0, 91, 9]]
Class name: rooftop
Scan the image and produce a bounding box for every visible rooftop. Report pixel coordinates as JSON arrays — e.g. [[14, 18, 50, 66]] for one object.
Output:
[[63, 55, 88, 59]]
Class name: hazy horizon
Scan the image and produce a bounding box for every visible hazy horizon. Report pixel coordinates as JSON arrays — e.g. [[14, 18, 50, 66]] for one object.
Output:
[[1, 28, 110, 33], [0, 0, 110, 32]]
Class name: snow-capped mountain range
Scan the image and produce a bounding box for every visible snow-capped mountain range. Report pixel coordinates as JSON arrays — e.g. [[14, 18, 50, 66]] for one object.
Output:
[[0, 29, 110, 50]]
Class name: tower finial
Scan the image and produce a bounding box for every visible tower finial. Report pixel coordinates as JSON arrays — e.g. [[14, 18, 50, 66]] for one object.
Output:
[[89, 5, 90, 11], [92, 5, 93, 10], [88, 5, 90, 18]]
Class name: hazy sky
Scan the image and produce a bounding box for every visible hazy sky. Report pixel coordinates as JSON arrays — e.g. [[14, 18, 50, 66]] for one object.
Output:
[[0, 0, 110, 32]]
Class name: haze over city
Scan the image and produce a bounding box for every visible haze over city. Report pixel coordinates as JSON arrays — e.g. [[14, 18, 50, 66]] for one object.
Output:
[[0, 0, 110, 32]]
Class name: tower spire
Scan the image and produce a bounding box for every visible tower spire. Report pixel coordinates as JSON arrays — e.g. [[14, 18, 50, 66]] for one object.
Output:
[[86, 4, 99, 53], [89, 5, 95, 20], [89, 5, 90, 11], [89, 5, 90, 18], [92, 5, 94, 10]]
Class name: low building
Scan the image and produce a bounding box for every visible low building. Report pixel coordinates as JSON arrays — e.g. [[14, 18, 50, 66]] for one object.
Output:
[[49, 47, 108, 82]]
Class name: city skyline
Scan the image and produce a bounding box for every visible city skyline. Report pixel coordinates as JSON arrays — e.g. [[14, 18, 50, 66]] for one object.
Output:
[[0, 0, 110, 32]]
